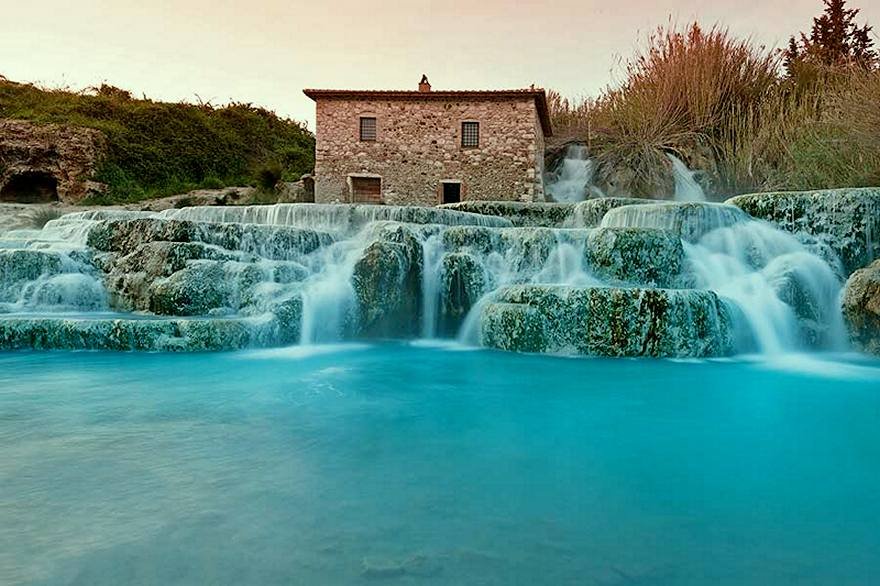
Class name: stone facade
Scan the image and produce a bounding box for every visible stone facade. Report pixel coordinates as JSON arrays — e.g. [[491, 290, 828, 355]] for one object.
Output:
[[0, 119, 106, 204], [304, 83, 552, 206]]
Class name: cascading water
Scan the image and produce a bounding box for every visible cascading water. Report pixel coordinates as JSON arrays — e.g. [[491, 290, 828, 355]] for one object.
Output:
[[684, 221, 847, 353], [545, 144, 603, 203], [0, 218, 111, 315], [667, 154, 707, 202], [0, 200, 858, 357]]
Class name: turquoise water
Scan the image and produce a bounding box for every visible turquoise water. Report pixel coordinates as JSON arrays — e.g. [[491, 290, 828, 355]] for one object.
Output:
[[2, 345, 880, 585]]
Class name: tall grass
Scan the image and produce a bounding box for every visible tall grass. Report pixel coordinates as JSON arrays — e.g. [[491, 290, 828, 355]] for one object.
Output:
[[548, 22, 880, 198]]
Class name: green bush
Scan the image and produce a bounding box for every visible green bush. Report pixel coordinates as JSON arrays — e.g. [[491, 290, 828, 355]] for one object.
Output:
[[0, 78, 315, 204]]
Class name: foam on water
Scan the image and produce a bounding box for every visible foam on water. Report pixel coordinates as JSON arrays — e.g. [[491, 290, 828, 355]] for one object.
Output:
[[545, 144, 603, 202], [0, 200, 863, 357], [668, 153, 707, 202], [685, 219, 847, 353]]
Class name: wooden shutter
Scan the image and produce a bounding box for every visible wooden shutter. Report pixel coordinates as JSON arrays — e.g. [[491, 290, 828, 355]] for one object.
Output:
[[351, 177, 382, 204]]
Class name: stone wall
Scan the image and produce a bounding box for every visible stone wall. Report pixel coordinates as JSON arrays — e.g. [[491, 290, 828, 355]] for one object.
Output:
[[313, 97, 545, 206], [0, 119, 105, 204]]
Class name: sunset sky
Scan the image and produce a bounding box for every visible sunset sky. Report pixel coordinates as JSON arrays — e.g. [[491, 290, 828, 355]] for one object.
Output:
[[2, 0, 878, 129]]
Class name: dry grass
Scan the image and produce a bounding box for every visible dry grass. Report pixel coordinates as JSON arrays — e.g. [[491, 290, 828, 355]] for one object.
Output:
[[546, 22, 880, 197], [26, 208, 64, 229], [548, 23, 782, 197]]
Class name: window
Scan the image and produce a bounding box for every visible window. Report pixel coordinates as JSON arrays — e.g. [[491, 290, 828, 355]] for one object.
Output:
[[461, 121, 479, 148], [359, 117, 377, 141]]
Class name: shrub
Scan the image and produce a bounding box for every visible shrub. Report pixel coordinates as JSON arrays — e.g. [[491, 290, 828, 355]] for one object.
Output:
[[774, 67, 880, 188], [591, 23, 780, 196], [27, 208, 63, 229], [255, 162, 284, 191]]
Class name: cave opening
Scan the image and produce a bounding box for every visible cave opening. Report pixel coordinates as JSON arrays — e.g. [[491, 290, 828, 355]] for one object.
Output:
[[0, 171, 60, 203]]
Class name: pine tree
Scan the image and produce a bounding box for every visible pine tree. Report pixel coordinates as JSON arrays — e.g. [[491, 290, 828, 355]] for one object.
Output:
[[784, 0, 877, 74]]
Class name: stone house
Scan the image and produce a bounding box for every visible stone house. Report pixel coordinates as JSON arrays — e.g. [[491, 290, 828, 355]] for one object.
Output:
[[303, 76, 552, 206]]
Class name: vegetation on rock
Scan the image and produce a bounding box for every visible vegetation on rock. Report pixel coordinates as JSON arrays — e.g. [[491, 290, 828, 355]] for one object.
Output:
[[0, 79, 314, 204]]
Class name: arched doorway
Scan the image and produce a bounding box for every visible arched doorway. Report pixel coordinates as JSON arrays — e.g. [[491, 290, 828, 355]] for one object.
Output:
[[0, 171, 59, 203]]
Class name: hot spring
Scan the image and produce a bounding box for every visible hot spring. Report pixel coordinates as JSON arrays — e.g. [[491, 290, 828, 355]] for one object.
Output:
[[1, 194, 878, 584]]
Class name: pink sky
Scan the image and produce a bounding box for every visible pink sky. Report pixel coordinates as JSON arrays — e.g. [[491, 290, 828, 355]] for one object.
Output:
[[2, 0, 878, 129]]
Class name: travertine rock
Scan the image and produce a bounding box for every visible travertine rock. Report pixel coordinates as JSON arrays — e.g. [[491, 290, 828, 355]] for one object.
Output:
[[842, 260, 880, 355], [728, 188, 880, 275], [0, 119, 105, 204], [481, 285, 735, 357]]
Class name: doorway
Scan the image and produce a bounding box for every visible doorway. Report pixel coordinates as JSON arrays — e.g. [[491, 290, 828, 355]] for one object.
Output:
[[350, 176, 382, 204], [442, 182, 461, 204]]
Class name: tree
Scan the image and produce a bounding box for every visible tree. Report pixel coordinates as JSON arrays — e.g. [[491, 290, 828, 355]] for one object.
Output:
[[784, 0, 877, 74]]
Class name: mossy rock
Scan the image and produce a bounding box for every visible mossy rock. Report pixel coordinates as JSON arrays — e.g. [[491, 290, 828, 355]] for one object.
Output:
[[0, 316, 270, 351], [585, 227, 684, 287], [351, 224, 423, 338], [727, 188, 880, 275], [440, 252, 487, 334], [440, 201, 577, 228], [481, 285, 735, 357]]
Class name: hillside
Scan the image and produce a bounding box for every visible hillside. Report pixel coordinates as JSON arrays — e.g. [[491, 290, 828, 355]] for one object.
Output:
[[0, 77, 314, 204]]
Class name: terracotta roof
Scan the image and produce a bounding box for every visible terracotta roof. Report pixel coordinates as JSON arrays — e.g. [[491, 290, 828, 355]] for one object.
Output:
[[303, 88, 553, 137]]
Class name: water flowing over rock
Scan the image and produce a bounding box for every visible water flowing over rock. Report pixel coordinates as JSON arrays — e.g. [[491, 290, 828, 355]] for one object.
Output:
[[480, 285, 735, 357], [684, 220, 847, 352], [667, 154, 707, 202], [564, 198, 656, 228], [842, 260, 880, 355], [601, 202, 750, 242], [0, 198, 865, 357], [440, 201, 576, 227], [157, 203, 511, 232], [544, 144, 602, 203], [727, 188, 880, 275]]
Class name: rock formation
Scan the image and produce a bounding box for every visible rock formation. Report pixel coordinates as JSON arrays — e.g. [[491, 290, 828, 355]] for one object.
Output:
[[0, 200, 865, 357], [728, 188, 880, 275], [842, 260, 880, 355], [481, 285, 735, 357], [0, 119, 105, 204]]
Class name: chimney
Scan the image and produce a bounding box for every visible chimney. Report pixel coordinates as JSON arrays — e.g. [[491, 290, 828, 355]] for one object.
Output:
[[418, 74, 431, 93]]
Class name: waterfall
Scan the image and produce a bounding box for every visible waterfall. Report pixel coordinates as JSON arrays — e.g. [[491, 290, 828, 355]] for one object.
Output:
[[454, 229, 602, 344], [1, 219, 110, 314], [600, 202, 748, 242], [684, 220, 847, 353], [667, 154, 706, 202], [156, 203, 510, 233], [545, 144, 601, 203], [0, 200, 856, 357], [420, 233, 445, 338]]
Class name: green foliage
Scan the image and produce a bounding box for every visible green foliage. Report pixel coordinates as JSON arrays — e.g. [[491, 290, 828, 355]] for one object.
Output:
[[0, 78, 315, 204], [255, 161, 284, 191], [784, 0, 877, 75]]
